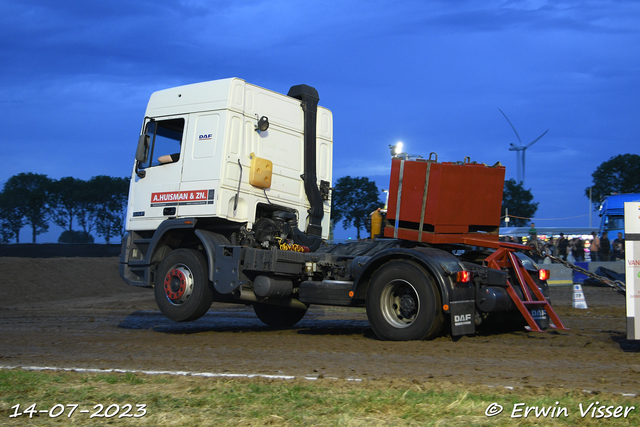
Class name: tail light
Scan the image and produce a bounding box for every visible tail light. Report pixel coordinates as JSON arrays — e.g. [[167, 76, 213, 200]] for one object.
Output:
[[538, 269, 550, 281], [456, 271, 472, 283]]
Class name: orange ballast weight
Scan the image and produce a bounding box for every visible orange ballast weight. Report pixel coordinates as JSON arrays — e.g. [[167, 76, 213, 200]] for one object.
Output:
[[384, 155, 505, 246]]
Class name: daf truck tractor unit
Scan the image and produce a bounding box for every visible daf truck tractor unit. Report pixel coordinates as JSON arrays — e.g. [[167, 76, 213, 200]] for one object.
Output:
[[120, 78, 566, 341]]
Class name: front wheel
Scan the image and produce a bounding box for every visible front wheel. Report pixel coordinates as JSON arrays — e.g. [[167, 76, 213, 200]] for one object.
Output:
[[253, 303, 308, 328], [366, 260, 443, 341], [154, 249, 213, 322]]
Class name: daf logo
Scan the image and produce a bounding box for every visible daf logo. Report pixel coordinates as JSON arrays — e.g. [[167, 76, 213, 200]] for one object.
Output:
[[531, 309, 547, 319], [199, 134, 212, 140], [454, 314, 472, 323]]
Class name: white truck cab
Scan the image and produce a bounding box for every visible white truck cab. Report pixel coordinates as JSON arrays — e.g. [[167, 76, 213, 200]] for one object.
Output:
[[127, 78, 333, 236]]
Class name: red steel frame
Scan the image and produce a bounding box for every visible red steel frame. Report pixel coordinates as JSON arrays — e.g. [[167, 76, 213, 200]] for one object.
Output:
[[430, 236, 569, 333], [484, 244, 569, 333], [429, 236, 569, 333]]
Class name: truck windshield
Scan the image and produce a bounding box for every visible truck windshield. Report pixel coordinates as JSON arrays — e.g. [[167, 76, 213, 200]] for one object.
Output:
[[140, 118, 185, 168], [604, 216, 624, 231]]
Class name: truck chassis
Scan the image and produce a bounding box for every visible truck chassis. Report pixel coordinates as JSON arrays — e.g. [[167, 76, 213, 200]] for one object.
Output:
[[120, 221, 567, 341]]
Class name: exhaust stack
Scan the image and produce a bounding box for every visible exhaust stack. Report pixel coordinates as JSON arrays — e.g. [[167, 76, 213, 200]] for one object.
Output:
[[287, 84, 323, 237]]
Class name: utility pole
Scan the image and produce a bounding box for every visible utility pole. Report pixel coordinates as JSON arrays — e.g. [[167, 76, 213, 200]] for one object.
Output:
[[589, 187, 593, 228]]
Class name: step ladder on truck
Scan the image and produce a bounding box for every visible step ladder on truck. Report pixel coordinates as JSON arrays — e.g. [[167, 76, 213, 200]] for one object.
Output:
[[119, 77, 568, 341]]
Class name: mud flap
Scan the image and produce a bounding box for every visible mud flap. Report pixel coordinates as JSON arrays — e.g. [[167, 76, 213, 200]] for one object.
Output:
[[529, 308, 549, 330], [449, 299, 476, 336]]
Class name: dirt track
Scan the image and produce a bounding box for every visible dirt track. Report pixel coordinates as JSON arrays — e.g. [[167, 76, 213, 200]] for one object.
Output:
[[1, 257, 639, 395]]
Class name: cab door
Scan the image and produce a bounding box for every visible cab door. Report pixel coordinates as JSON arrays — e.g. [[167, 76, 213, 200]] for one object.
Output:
[[127, 116, 187, 231]]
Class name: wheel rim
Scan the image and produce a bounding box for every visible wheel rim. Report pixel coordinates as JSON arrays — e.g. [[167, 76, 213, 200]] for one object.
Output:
[[163, 264, 194, 305], [380, 279, 420, 328]]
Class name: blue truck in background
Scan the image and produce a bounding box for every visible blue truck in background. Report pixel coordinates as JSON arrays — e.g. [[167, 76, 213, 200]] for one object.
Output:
[[598, 193, 640, 238]]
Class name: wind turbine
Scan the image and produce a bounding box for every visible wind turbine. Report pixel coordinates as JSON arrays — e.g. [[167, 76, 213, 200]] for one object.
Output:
[[499, 109, 548, 187]]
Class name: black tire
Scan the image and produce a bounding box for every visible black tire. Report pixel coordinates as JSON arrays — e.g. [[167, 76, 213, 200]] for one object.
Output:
[[253, 303, 308, 328], [366, 260, 443, 341], [154, 249, 213, 322]]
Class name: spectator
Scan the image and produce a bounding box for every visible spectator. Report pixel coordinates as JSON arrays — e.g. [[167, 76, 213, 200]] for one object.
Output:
[[612, 232, 625, 261], [572, 238, 585, 262], [528, 222, 537, 239], [567, 239, 576, 263], [543, 243, 553, 264], [590, 231, 600, 261], [557, 233, 569, 261], [600, 231, 611, 261], [545, 240, 554, 256]]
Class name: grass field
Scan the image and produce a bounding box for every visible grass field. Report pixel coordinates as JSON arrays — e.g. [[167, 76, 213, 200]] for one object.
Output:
[[1, 368, 637, 426]]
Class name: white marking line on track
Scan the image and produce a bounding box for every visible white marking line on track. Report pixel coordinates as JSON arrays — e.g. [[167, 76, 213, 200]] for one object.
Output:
[[0, 365, 363, 382], [2, 365, 638, 397]]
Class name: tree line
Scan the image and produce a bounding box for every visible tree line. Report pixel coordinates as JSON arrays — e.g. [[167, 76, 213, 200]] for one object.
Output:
[[0, 173, 129, 244], [4, 155, 630, 244]]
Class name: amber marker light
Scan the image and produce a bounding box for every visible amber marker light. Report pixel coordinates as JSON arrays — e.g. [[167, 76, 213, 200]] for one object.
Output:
[[184, 220, 193, 225], [443, 304, 450, 311], [349, 291, 354, 298], [539, 269, 550, 281]]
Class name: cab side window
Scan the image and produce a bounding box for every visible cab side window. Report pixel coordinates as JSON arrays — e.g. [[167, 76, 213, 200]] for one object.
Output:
[[140, 118, 185, 168]]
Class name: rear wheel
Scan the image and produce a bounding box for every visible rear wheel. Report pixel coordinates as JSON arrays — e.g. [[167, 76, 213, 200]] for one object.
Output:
[[154, 249, 213, 322], [366, 260, 443, 341], [253, 303, 308, 328]]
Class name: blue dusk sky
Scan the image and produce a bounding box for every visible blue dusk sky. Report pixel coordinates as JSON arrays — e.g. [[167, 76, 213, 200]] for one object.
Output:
[[1, 0, 639, 241]]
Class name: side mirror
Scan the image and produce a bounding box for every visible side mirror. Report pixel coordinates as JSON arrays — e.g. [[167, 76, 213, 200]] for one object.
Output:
[[135, 134, 149, 163]]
